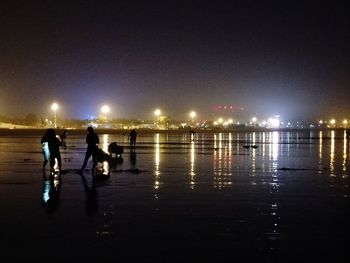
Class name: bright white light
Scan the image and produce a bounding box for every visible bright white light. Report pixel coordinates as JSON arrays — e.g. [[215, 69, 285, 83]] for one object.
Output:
[[330, 119, 336, 125], [154, 109, 161, 117], [268, 117, 280, 128], [228, 119, 233, 124], [252, 117, 257, 122], [190, 111, 196, 119], [101, 105, 110, 114], [218, 118, 223, 124], [51, 103, 59, 128], [343, 119, 348, 125], [51, 102, 59, 111]]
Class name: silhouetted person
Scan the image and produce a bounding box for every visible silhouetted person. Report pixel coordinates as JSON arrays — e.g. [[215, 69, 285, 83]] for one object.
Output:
[[41, 129, 62, 175], [80, 127, 100, 173], [190, 130, 195, 141], [41, 129, 51, 172], [128, 129, 137, 149], [48, 129, 62, 174]]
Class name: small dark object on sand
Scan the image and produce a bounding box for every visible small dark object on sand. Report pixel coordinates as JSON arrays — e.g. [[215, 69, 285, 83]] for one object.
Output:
[[244, 145, 258, 149], [108, 142, 124, 159]]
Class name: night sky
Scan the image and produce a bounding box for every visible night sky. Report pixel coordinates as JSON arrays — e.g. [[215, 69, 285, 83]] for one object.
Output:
[[1, 0, 349, 121]]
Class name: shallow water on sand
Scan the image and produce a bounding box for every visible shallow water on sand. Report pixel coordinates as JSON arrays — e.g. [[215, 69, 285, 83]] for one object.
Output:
[[0, 130, 349, 262]]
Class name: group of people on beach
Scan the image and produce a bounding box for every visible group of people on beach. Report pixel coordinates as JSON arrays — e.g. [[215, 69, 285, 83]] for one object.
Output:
[[41, 127, 137, 176]]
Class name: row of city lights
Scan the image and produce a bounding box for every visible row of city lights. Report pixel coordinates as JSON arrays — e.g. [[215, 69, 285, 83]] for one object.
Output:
[[49, 102, 348, 128], [49, 103, 196, 122]]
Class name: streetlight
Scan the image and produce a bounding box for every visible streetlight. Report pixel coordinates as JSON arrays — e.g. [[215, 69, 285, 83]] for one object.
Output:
[[330, 119, 336, 127], [101, 105, 110, 123], [189, 111, 196, 125], [51, 102, 59, 128], [342, 119, 348, 128], [154, 109, 161, 129]]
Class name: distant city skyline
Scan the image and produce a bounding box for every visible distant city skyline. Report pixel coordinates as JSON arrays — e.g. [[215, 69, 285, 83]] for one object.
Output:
[[1, 1, 349, 121]]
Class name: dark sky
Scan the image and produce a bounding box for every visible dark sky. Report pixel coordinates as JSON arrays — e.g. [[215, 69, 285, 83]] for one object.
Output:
[[1, 0, 349, 121]]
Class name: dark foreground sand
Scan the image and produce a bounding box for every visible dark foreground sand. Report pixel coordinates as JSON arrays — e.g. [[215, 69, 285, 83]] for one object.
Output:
[[0, 130, 348, 262]]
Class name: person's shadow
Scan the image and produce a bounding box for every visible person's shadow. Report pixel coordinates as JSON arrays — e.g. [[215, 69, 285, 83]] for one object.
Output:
[[79, 174, 98, 215], [130, 150, 137, 168], [41, 175, 61, 214]]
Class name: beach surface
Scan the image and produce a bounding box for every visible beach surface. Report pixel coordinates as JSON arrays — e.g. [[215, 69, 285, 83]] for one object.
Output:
[[0, 129, 349, 262]]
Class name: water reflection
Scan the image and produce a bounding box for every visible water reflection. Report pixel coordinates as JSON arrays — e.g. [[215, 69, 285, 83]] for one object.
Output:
[[144, 130, 350, 190], [154, 133, 160, 190], [213, 133, 232, 189], [41, 175, 61, 214], [271, 131, 279, 163], [262, 132, 266, 172], [189, 140, 196, 189], [342, 130, 347, 178], [318, 131, 323, 174], [330, 130, 335, 176], [251, 132, 256, 177]]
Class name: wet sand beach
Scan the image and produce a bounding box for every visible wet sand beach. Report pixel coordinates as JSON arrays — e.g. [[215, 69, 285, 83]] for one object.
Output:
[[0, 129, 349, 262]]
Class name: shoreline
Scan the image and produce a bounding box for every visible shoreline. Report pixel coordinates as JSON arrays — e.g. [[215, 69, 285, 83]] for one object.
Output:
[[0, 127, 348, 137]]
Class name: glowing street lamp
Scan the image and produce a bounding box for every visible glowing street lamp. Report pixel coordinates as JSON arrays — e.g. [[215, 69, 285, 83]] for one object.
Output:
[[189, 111, 196, 125], [342, 119, 348, 128], [268, 117, 280, 128], [101, 105, 110, 122], [51, 102, 59, 128], [154, 109, 161, 129]]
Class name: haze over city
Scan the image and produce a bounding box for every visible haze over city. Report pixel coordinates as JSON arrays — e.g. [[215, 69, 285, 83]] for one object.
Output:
[[1, 1, 349, 122]]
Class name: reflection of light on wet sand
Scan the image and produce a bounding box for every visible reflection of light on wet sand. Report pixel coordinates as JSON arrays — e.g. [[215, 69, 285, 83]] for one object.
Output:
[[252, 132, 256, 145], [213, 133, 232, 189], [269, 202, 280, 235], [330, 130, 335, 176], [261, 132, 266, 172], [268, 132, 279, 171], [228, 133, 232, 177], [342, 130, 347, 178], [318, 131, 323, 174], [189, 141, 195, 189], [42, 180, 51, 203], [249, 132, 257, 186], [154, 133, 160, 189], [272, 132, 279, 162], [228, 133, 232, 153], [269, 132, 280, 237]]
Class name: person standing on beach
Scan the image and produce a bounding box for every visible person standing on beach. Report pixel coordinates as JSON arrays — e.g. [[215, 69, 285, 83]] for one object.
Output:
[[80, 127, 100, 173], [41, 129, 62, 175], [41, 129, 51, 172], [128, 129, 137, 150]]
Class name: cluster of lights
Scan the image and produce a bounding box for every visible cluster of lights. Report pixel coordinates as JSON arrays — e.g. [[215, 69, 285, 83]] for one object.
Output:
[[319, 119, 348, 128], [48, 102, 348, 130], [213, 118, 234, 126]]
